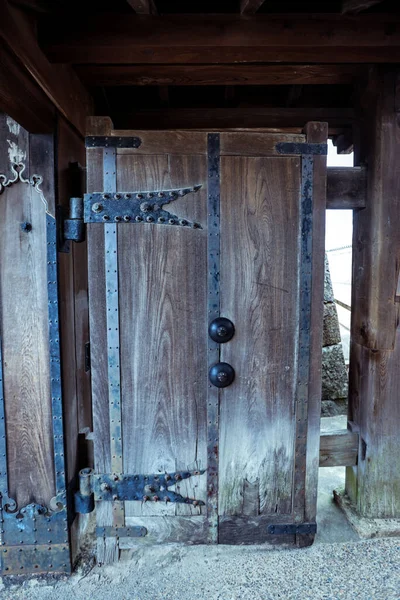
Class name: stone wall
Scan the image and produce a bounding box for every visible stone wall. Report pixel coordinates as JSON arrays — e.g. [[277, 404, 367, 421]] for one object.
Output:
[[322, 255, 348, 415]]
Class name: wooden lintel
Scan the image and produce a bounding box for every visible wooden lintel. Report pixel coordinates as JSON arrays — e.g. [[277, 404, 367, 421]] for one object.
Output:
[[75, 64, 360, 87], [342, 0, 384, 14], [0, 39, 54, 133], [0, 0, 92, 136], [111, 107, 355, 131], [41, 14, 400, 64], [327, 167, 367, 209], [240, 0, 266, 15], [319, 430, 359, 467]]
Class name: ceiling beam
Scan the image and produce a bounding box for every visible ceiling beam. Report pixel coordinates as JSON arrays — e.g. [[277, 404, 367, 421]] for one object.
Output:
[[9, 0, 58, 12], [342, 0, 384, 14], [41, 14, 400, 64], [110, 107, 356, 131], [240, 0, 266, 15], [0, 0, 92, 135], [126, 0, 157, 14], [75, 64, 360, 86], [0, 39, 54, 133]]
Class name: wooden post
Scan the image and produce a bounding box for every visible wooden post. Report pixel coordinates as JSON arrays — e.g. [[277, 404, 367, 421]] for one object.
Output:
[[346, 67, 400, 518]]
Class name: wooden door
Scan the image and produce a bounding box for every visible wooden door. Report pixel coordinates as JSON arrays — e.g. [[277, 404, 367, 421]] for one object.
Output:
[[86, 122, 327, 559]]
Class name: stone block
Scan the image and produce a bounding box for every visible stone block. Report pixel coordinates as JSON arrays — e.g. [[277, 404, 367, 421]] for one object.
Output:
[[324, 255, 335, 302], [323, 302, 342, 346], [322, 344, 348, 401]]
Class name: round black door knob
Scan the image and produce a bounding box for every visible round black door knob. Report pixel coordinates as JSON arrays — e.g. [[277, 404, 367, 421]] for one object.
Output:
[[209, 362, 235, 388], [208, 317, 235, 343]]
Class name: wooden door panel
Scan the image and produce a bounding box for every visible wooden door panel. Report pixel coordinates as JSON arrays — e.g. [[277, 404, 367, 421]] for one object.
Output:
[[116, 152, 208, 518], [219, 156, 301, 518]]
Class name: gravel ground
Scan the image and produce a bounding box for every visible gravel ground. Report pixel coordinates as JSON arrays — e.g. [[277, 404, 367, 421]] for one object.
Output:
[[0, 538, 399, 600]]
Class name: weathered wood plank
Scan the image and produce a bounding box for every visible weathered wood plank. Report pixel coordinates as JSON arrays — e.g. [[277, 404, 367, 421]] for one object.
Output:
[[219, 149, 301, 519], [41, 14, 400, 65], [114, 131, 208, 155], [75, 64, 359, 87], [351, 69, 400, 351], [0, 116, 55, 507], [326, 167, 366, 209], [220, 132, 305, 156], [0, 0, 92, 135], [116, 150, 208, 519], [112, 108, 355, 133], [319, 431, 359, 467], [123, 516, 207, 545], [219, 515, 295, 545]]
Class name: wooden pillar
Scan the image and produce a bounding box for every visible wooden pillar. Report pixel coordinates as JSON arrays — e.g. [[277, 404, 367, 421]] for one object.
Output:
[[346, 67, 400, 518]]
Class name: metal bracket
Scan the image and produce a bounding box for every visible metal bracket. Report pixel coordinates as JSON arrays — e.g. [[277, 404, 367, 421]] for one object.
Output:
[[267, 523, 317, 535], [85, 136, 142, 149], [63, 197, 85, 243], [83, 185, 202, 228], [75, 468, 205, 513], [276, 142, 328, 155]]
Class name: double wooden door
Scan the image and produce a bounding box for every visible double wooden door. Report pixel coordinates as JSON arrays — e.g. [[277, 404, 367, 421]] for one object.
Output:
[[86, 125, 327, 558]]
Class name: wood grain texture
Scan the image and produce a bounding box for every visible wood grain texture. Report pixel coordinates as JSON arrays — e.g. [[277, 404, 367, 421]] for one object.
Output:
[[219, 153, 301, 520], [0, 117, 54, 507], [219, 515, 296, 545], [319, 431, 359, 467], [351, 69, 400, 351], [42, 14, 400, 65], [75, 64, 358, 87], [115, 131, 207, 156], [123, 516, 208, 545], [116, 151, 208, 520], [220, 132, 305, 156], [240, 0, 266, 15], [303, 122, 327, 527]]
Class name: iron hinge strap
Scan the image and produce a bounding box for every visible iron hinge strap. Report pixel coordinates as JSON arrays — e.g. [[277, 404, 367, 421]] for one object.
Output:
[[267, 523, 317, 535], [85, 136, 142, 149]]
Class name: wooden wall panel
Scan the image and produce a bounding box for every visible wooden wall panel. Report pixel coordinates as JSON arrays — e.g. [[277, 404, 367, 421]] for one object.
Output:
[[0, 115, 55, 507], [219, 155, 301, 517]]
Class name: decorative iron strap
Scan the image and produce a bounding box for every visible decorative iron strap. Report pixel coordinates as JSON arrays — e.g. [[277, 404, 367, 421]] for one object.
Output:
[[103, 147, 125, 528], [83, 186, 202, 228], [276, 142, 328, 156], [0, 164, 69, 574], [293, 154, 314, 524], [85, 136, 142, 149], [207, 133, 221, 543]]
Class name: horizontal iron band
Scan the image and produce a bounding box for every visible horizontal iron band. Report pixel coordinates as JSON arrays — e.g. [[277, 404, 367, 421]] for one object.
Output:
[[267, 522, 317, 535], [276, 142, 328, 155], [96, 526, 147, 538], [85, 136, 141, 149]]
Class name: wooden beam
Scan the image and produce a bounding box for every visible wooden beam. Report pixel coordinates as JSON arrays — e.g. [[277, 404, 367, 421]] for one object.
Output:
[[326, 167, 366, 209], [41, 14, 400, 64], [9, 0, 57, 12], [0, 39, 54, 133], [111, 107, 355, 131], [240, 0, 266, 15], [319, 431, 359, 467], [75, 64, 360, 87], [0, 0, 92, 135], [126, 0, 157, 14], [347, 68, 400, 519], [342, 0, 384, 14]]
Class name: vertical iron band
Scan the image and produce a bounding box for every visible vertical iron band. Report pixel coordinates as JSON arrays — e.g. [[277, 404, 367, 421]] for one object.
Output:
[[293, 154, 314, 522], [103, 148, 124, 526], [207, 133, 220, 543]]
